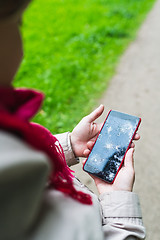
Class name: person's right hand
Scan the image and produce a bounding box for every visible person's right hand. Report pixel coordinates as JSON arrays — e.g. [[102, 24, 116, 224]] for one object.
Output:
[[90, 148, 136, 194]]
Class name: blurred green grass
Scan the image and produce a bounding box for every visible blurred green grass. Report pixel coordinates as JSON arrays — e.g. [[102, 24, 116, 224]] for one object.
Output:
[[14, 0, 156, 133]]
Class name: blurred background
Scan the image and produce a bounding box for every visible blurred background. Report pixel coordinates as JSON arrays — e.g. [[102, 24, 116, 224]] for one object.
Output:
[[15, 0, 155, 132], [14, 1, 159, 239]]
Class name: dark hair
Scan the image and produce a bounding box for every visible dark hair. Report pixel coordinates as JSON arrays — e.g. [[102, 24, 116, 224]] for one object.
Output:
[[0, 0, 31, 19]]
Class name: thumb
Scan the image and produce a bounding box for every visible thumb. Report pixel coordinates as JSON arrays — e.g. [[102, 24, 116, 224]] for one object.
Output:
[[124, 148, 135, 169], [87, 104, 104, 123]]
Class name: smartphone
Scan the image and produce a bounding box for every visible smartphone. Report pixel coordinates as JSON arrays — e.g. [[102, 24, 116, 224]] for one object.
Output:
[[83, 110, 141, 183]]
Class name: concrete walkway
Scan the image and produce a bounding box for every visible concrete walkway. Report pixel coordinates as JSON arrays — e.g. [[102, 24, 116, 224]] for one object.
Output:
[[72, 1, 160, 239]]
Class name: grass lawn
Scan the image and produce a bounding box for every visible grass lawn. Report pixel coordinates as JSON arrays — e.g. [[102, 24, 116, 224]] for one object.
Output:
[[14, 0, 156, 133]]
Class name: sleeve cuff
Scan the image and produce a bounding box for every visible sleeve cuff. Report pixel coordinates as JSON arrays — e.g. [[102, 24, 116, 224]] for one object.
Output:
[[99, 191, 142, 218], [55, 132, 79, 167]]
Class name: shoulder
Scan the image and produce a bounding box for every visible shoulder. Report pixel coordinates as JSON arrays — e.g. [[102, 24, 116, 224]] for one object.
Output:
[[0, 131, 103, 240], [0, 130, 51, 167], [0, 130, 51, 240]]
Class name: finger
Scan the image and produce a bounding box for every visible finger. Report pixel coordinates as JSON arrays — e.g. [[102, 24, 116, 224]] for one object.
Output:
[[83, 149, 90, 158], [87, 104, 104, 123], [133, 133, 140, 140], [89, 123, 103, 140], [87, 140, 94, 150], [130, 142, 135, 148], [97, 123, 103, 132], [124, 148, 135, 169]]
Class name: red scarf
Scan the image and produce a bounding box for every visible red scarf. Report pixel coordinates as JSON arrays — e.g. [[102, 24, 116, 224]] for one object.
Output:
[[0, 87, 92, 205]]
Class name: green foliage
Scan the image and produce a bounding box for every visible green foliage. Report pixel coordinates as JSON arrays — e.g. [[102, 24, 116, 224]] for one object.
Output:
[[14, 0, 156, 132]]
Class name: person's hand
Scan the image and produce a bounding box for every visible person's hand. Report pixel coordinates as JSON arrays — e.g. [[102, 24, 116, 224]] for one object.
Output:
[[70, 104, 104, 158], [89, 147, 138, 194], [82, 132, 140, 194]]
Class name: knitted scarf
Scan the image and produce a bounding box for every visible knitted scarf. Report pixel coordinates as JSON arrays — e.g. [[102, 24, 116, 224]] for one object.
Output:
[[0, 87, 92, 205]]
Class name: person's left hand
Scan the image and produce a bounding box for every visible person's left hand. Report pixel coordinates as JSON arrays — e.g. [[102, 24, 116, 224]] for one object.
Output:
[[70, 104, 104, 158]]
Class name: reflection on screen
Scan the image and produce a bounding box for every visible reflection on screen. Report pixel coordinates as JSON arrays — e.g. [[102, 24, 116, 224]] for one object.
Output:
[[84, 111, 140, 183]]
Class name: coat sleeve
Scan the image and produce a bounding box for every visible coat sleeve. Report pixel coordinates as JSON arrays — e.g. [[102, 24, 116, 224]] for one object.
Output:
[[99, 191, 146, 240], [55, 132, 79, 167]]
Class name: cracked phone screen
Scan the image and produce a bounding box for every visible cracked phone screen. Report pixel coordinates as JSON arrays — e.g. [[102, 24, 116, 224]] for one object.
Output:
[[83, 110, 140, 183]]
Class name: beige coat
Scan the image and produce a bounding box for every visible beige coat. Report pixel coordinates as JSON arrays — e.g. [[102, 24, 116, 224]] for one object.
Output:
[[0, 130, 145, 240]]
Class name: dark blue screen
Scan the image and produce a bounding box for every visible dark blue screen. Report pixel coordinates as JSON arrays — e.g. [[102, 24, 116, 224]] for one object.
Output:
[[84, 110, 140, 183]]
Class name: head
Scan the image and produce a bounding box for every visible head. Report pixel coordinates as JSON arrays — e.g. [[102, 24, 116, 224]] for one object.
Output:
[[0, 0, 31, 87]]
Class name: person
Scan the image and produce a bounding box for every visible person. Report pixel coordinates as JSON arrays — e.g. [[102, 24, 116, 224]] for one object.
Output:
[[0, 0, 146, 239]]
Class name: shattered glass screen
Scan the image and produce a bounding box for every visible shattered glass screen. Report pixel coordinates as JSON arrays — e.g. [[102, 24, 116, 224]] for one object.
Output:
[[84, 110, 140, 183]]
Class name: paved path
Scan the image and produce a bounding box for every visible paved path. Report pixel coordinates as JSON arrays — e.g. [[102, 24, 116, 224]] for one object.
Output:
[[72, 1, 160, 239]]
